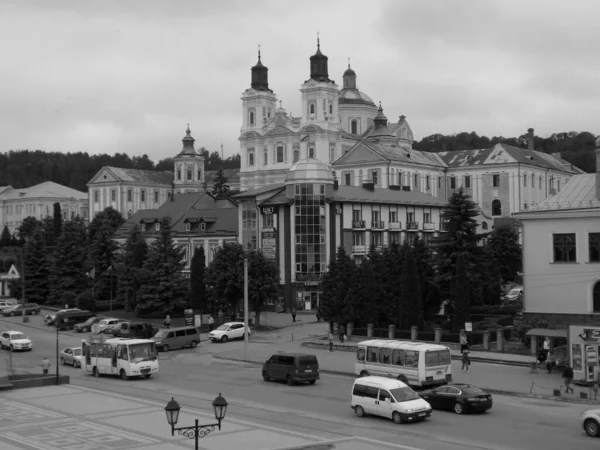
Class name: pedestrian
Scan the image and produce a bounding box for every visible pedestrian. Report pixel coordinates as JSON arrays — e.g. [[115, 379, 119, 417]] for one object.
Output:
[[460, 333, 469, 354], [164, 314, 171, 329], [562, 363, 574, 394], [537, 349, 547, 368], [41, 357, 51, 375], [218, 308, 224, 325], [328, 331, 334, 353], [208, 315, 215, 332], [339, 331, 345, 343], [546, 352, 557, 374], [543, 337, 550, 360], [315, 312, 321, 323], [291, 308, 297, 323], [461, 350, 471, 372]]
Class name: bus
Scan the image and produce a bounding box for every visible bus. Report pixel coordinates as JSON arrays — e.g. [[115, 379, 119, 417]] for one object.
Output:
[[355, 339, 452, 388], [81, 337, 159, 380]]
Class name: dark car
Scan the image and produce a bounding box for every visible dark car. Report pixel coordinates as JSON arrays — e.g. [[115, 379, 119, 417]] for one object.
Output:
[[262, 353, 319, 386], [419, 383, 492, 415], [2, 303, 41, 317], [74, 316, 103, 333], [108, 321, 157, 339]]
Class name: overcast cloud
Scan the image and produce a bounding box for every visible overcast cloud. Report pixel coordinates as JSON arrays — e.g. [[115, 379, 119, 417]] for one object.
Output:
[[1, 0, 598, 162]]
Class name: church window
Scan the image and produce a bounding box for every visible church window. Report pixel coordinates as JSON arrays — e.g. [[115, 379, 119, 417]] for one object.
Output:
[[309, 103, 315, 115], [127, 189, 132, 202], [359, 170, 363, 184], [345, 172, 351, 186], [141, 189, 146, 202], [249, 111, 255, 125], [329, 104, 333, 114], [187, 167, 192, 180], [197, 169, 201, 180], [248, 151, 255, 166], [492, 199, 502, 216], [276, 146, 284, 163], [293, 149, 300, 162], [177, 168, 181, 181], [264, 151, 268, 165], [329, 146, 335, 162], [154, 190, 159, 203], [308, 147, 315, 159], [351, 120, 358, 135], [523, 173, 527, 187], [93, 190, 99, 203]]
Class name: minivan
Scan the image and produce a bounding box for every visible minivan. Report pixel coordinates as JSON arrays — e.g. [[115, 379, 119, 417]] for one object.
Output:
[[55, 310, 94, 330], [152, 326, 201, 352], [352, 376, 432, 424], [262, 353, 319, 385]]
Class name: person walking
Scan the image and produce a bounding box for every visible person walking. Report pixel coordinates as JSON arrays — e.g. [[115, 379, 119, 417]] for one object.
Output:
[[460, 333, 469, 354], [562, 363, 574, 394], [164, 314, 171, 329], [328, 331, 334, 353], [41, 357, 51, 375], [546, 352, 557, 374], [291, 308, 297, 323], [461, 350, 471, 372], [208, 316, 215, 332]]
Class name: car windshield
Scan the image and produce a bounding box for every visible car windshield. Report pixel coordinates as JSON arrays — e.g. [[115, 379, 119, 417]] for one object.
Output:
[[507, 289, 521, 296], [128, 343, 157, 363], [216, 324, 229, 331], [11, 333, 26, 340], [390, 387, 420, 403], [153, 330, 168, 338], [72, 348, 82, 356]]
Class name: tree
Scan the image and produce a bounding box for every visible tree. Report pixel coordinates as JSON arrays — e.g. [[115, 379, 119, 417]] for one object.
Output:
[[382, 243, 404, 327], [412, 236, 442, 321], [319, 247, 357, 328], [89, 215, 119, 308], [205, 242, 245, 313], [487, 225, 522, 283], [190, 246, 207, 313], [400, 249, 423, 329], [88, 207, 125, 242], [22, 227, 51, 304], [136, 217, 188, 313], [116, 225, 147, 311], [52, 202, 62, 238], [211, 168, 230, 198], [0, 226, 11, 248], [453, 253, 470, 332], [354, 258, 379, 327], [16, 217, 40, 242], [246, 250, 279, 326]]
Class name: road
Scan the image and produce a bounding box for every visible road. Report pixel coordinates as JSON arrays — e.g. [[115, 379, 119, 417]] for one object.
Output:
[[1, 314, 597, 450]]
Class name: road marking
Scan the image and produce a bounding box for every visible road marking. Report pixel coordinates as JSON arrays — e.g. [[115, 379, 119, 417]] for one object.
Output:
[[0, 433, 48, 450]]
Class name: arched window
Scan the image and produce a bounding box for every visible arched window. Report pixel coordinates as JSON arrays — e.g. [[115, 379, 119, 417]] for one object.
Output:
[[293, 149, 300, 162], [308, 147, 315, 158], [351, 120, 358, 135], [310, 104, 315, 115], [263, 151, 268, 165], [593, 281, 600, 312], [248, 151, 255, 166], [329, 104, 333, 114], [492, 199, 502, 216], [249, 111, 255, 125], [187, 168, 192, 180], [482, 221, 488, 230]]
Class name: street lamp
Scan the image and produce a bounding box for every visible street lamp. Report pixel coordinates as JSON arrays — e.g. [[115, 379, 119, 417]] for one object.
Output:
[[21, 235, 32, 322], [165, 394, 228, 450]]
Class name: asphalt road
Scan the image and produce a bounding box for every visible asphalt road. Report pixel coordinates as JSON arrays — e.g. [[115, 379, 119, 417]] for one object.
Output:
[[1, 314, 598, 450]]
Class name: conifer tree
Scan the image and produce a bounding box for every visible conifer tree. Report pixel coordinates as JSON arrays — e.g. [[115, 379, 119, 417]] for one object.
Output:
[[89, 216, 119, 305], [0, 226, 10, 248], [23, 227, 50, 304], [453, 253, 470, 331], [400, 249, 423, 329], [190, 246, 207, 313], [116, 225, 147, 311], [318, 247, 357, 327], [205, 242, 245, 313], [53, 202, 62, 238], [211, 168, 230, 197]]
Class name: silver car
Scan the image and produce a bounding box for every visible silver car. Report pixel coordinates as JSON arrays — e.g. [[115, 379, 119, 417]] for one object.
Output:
[[60, 347, 82, 368]]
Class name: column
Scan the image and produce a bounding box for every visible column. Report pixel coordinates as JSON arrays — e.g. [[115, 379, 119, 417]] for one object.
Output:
[[388, 324, 396, 340], [434, 328, 443, 344], [367, 324, 374, 338], [496, 329, 504, 353]]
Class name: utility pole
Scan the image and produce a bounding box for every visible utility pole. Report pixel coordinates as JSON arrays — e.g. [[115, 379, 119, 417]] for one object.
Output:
[[243, 258, 249, 359]]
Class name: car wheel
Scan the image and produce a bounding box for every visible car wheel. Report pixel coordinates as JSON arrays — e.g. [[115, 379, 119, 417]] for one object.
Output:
[[398, 374, 409, 384], [453, 402, 464, 415], [286, 375, 294, 386], [393, 411, 403, 424], [360, 370, 370, 377], [162, 345, 169, 352], [190, 340, 198, 348], [262, 371, 270, 382], [60, 357, 65, 365], [120, 369, 129, 381], [221, 335, 229, 343], [354, 405, 365, 417], [144, 374, 152, 379], [82, 327, 90, 333], [75, 361, 80, 368], [584, 418, 600, 437], [308, 380, 316, 385]]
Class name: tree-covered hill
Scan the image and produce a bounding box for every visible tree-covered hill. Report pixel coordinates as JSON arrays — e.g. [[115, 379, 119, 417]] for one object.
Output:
[[0, 149, 241, 192]]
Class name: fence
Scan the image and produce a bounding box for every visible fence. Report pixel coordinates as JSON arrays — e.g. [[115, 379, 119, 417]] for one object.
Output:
[[351, 328, 496, 345]]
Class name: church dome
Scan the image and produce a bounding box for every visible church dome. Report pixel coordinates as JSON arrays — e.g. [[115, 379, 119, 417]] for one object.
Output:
[[285, 158, 334, 184], [339, 88, 375, 106], [343, 66, 356, 77]]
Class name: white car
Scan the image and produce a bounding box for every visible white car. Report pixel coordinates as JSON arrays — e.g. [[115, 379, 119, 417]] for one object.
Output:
[[96, 318, 124, 334], [0, 300, 16, 311], [0, 331, 33, 352], [582, 408, 600, 437], [208, 322, 251, 343]]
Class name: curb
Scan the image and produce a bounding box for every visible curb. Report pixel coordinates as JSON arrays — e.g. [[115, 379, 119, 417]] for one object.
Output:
[[212, 354, 599, 406]]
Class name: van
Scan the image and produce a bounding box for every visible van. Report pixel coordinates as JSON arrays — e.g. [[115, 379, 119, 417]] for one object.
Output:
[[262, 353, 319, 385], [152, 326, 200, 352], [55, 310, 94, 330], [351, 376, 432, 424]]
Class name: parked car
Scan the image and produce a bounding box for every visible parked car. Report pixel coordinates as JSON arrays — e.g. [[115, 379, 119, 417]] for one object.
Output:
[[74, 316, 103, 333], [108, 321, 158, 339], [152, 326, 200, 351], [0, 331, 33, 351], [0, 300, 17, 311], [96, 318, 125, 334], [45, 308, 81, 326], [55, 310, 94, 330], [503, 287, 523, 303], [262, 353, 319, 385], [60, 347, 82, 367], [208, 322, 251, 343], [419, 383, 493, 414], [2, 303, 41, 316], [582, 408, 600, 437]]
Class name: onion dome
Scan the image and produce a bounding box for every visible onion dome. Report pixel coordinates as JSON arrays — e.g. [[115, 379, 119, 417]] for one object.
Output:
[[309, 36, 332, 83], [251, 47, 271, 92], [179, 124, 197, 156], [285, 158, 334, 185], [369, 103, 396, 139]]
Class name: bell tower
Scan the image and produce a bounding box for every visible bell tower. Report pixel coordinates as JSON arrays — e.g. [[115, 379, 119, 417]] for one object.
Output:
[[173, 125, 205, 193], [241, 47, 277, 132]]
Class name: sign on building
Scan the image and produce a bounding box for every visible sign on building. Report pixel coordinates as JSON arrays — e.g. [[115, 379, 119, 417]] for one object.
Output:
[[261, 228, 277, 261]]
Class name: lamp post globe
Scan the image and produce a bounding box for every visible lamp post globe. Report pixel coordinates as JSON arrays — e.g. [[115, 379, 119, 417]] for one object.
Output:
[[164, 397, 181, 428], [212, 392, 228, 425]]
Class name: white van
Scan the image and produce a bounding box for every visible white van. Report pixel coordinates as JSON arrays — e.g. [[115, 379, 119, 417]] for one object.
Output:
[[351, 376, 432, 424]]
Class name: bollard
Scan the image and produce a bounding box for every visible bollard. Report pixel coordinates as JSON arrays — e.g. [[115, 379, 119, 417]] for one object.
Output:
[[367, 324, 374, 338], [347, 322, 354, 342], [530, 335, 538, 356], [483, 330, 490, 351], [411, 326, 418, 342], [388, 324, 396, 340], [496, 329, 504, 352], [434, 328, 442, 344]]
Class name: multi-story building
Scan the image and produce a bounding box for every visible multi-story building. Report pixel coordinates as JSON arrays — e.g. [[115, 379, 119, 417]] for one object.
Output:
[[0, 181, 88, 234], [234, 158, 445, 311], [87, 126, 240, 219]]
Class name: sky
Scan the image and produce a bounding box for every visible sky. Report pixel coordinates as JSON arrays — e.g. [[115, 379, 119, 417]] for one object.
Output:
[[1, 0, 599, 162]]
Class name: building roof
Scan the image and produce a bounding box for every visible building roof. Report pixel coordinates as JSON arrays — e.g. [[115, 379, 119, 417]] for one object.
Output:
[[330, 185, 446, 206], [285, 158, 334, 184], [335, 140, 446, 168], [522, 174, 600, 212], [339, 88, 376, 106], [0, 181, 87, 201], [234, 183, 286, 198], [91, 167, 173, 186], [438, 143, 584, 174]]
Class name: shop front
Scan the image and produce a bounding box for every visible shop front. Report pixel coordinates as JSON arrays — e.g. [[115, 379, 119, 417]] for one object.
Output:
[[568, 325, 600, 382], [294, 280, 321, 311]]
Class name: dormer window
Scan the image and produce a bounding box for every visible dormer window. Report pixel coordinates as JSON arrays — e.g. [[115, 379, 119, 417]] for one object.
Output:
[[185, 223, 190, 232], [200, 222, 206, 231], [141, 223, 146, 232], [155, 223, 160, 231]]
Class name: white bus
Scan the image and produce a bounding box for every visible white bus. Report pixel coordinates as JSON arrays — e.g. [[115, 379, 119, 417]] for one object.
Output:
[[355, 339, 452, 388], [81, 337, 159, 380]]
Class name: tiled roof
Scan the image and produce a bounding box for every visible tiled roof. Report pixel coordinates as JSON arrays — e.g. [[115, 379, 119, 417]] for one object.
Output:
[[522, 174, 600, 212], [364, 141, 447, 167], [0, 181, 86, 200], [330, 186, 446, 206], [101, 167, 174, 185], [234, 183, 286, 198], [259, 191, 292, 206], [172, 208, 237, 234]]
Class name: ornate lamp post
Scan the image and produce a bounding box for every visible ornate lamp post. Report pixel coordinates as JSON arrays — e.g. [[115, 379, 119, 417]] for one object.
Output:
[[164, 393, 228, 450]]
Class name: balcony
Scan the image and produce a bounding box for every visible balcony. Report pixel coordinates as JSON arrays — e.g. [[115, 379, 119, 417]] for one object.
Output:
[[423, 222, 436, 231], [406, 221, 419, 231], [352, 245, 367, 254], [388, 221, 402, 230], [371, 220, 385, 229], [352, 220, 366, 229]]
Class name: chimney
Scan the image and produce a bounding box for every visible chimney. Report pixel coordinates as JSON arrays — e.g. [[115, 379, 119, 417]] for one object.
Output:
[[527, 128, 534, 150]]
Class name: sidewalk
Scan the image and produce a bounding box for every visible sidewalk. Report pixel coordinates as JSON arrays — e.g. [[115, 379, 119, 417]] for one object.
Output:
[[214, 339, 600, 405]]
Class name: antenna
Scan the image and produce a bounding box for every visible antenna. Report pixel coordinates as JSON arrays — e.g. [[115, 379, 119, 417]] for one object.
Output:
[[317, 31, 320, 49], [258, 44, 261, 60]]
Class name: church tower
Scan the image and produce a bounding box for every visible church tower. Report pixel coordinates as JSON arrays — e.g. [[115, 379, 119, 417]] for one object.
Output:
[[241, 49, 277, 132], [173, 125, 205, 193]]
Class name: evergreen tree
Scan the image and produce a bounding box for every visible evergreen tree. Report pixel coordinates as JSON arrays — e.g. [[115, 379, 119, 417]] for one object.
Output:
[[354, 258, 379, 327], [205, 242, 245, 313], [0, 226, 10, 248], [116, 225, 147, 311], [487, 225, 522, 283], [53, 202, 62, 238], [190, 246, 207, 313], [17, 217, 41, 241], [49, 218, 88, 306], [367, 246, 391, 327], [400, 249, 423, 329], [318, 247, 357, 327], [453, 253, 470, 332], [41, 216, 56, 247], [412, 236, 442, 321], [88, 207, 125, 242], [246, 250, 279, 326], [382, 243, 404, 327], [23, 227, 50, 304], [211, 168, 231, 197], [136, 217, 188, 313], [89, 216, 119, 307]]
